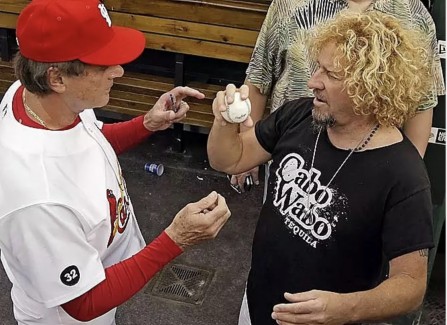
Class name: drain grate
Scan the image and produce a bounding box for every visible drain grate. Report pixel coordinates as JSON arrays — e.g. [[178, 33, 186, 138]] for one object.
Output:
[[421, 294, 446, 325], [149, 263, 214, 305]]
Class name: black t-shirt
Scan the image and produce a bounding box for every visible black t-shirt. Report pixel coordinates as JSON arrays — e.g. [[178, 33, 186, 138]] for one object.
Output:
[[248, 97, 434, 324]]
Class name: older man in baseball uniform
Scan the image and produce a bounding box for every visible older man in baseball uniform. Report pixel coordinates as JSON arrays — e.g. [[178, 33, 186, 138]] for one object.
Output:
[[0, 0, 231, 324]]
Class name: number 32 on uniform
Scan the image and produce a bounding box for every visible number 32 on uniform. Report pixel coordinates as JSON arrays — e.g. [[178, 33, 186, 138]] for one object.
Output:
[[60, 265, 80, 286]]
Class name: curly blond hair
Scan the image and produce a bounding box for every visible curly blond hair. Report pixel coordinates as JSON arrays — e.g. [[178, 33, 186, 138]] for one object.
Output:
[[308, 10, 432, 127]]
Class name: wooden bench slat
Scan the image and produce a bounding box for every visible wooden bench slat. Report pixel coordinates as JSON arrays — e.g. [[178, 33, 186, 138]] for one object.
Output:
[[99, 104, 147, 117], [122, 71, 174, 84], [109, 90, 157, 104], [109, 90, 213, 113], [0, 12, 18, 29], [182, 115, 214, 128], [185, 102, 214, 115], [101, 104, 213, 128], [0, 0, 25, 14], [144, 33, 252, 63], [0, 79, 13, 91], [0, 63, 14, 71], [115, 78, 221, 101], [0, 60, 13, 68], [114, 77, 174, 93], [115, 71, 223, 99], [172, 0, 269, 11], [106, 0, 268, 31], [110, 12, 259, 47], [113, 86, 219, 102], [0, 71, 15, 82], [111, 84, 165, 98]]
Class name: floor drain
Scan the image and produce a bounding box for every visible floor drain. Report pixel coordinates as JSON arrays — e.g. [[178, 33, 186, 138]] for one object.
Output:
[[422, 294, 445, 325], [149, 263, 214, 305]]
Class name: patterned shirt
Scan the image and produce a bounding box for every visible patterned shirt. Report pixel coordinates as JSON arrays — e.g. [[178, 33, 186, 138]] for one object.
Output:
[[246, 0, 445, 113]]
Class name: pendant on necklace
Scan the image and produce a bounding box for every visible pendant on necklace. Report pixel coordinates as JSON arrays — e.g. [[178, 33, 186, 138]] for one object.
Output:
[[302, 206, 316, 225], [303, 206, 312, 216]]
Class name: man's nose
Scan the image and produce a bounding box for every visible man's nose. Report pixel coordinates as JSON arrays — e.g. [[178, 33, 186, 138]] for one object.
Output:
[[307, 70, 323, 90], [109, 65, 124, 79]]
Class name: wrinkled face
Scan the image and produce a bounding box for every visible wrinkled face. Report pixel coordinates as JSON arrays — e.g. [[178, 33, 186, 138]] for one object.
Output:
[[307, 43, 354, 129], [61, 64, 124, 113]]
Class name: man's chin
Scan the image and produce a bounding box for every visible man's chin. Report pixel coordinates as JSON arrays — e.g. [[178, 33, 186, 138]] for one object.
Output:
[[311, 110, 336, 131], [94, 98, 110, 110]]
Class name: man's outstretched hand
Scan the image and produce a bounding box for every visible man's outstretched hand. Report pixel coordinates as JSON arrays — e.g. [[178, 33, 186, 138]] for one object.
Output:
[[165, 191, 231, 249]]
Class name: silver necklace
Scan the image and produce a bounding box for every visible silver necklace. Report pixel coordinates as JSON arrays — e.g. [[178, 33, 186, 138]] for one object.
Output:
[[22, 89, 47, 127], [304, 123, 380, 215]]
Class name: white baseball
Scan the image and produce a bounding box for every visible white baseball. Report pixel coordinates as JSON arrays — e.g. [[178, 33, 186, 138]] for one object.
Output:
[[221, 92, 251, 124]]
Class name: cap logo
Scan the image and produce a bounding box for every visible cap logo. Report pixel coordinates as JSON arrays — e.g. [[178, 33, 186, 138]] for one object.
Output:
[[98, 3, 111, 27]]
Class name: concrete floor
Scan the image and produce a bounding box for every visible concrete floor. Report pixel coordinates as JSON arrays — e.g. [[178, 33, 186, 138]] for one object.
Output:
[[0, 128, 444, 324]]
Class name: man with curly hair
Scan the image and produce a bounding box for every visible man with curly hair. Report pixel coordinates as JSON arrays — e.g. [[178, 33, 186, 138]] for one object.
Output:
[[208, 11, 434, 325], [228, 0, 444, 193]]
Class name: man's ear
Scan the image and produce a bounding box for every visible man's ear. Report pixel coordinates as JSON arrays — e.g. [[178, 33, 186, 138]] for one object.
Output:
[[47, 67, 66, 93]]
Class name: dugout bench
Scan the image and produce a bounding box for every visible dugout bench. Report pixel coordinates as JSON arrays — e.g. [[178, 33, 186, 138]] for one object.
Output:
[[0, 0, 270, 149]]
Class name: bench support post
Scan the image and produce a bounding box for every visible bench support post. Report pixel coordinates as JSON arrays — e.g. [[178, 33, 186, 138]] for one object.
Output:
[[173, 53, 186, 153], [175, 53, 185, 86], [0, 28, 14, 61]]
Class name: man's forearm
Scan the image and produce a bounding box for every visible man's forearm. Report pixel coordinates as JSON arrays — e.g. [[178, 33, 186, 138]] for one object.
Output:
[[342, 251, 427, 323], [207, 121, 243, 173], [62, 232, 181, 321], [342, 274, 426, 323], [102, 115, 153, 155]]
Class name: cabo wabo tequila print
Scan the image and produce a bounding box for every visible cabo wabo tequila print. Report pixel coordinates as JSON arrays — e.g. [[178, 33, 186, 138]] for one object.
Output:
[[273, 153, 347, 248]]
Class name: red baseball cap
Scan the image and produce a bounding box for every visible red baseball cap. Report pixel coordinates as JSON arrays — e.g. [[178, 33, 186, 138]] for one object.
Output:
[[16, 0, 146, 65]]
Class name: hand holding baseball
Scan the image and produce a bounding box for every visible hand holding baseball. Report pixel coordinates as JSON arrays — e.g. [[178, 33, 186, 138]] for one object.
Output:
[[164, 191, 231, 249], [213, 84, 254, 127], [144, 86, 205, 132]]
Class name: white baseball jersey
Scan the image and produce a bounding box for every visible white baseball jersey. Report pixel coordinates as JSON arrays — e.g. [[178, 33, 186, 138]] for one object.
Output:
[[0, 81, 146, 324]]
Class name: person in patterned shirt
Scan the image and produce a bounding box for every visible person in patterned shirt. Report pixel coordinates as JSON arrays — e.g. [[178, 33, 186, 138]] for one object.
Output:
[[229, 0, 444, 193]]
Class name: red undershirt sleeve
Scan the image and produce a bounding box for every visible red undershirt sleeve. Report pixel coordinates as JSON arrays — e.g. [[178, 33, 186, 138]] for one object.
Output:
[[61, 231, 182, 322], [102, 115, 153, 155]]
